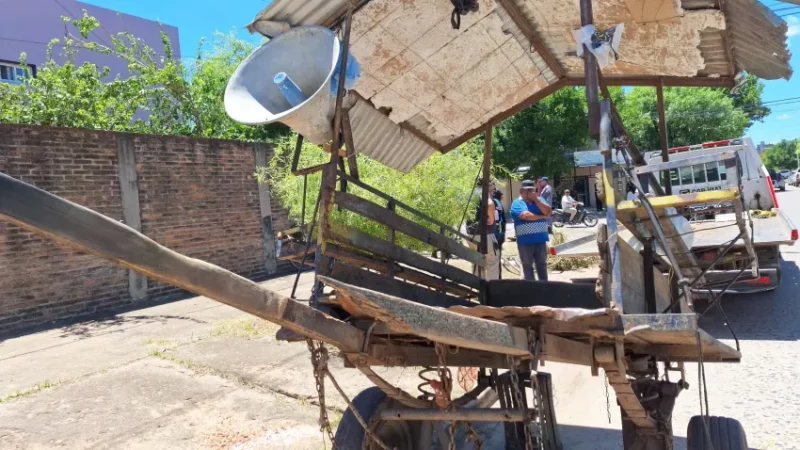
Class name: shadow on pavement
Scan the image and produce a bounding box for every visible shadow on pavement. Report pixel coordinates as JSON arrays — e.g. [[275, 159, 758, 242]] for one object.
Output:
[[699, 259, 800, 341], [559, 424, 687, 450]]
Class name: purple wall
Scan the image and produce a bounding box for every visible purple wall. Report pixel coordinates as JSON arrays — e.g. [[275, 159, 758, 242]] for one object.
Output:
[[0, 0, 180, 77]]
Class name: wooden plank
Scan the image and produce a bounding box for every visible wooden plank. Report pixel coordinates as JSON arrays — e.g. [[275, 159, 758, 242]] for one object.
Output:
[[292, 162, 327, 177], [0, 173, 364, 352], [496, 0, 565, 79], [327, 262, 475, 309], [564, 76, 736, 88], [486, 279, 603, 309], [345, 343, 529, 369], [342, 109, 360, 179], [333, 191, 484, 266], [325, 244, 476, 297], [320, 276, 530, 356], [349, 331, 592, 366], [325, 222, 482, 290]]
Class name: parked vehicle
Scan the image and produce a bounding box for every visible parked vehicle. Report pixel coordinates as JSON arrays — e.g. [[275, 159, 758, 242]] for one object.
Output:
[[779, 168, 793, 180], [559, 138, 798, 295], [770, 168, 786, 191], [552, 203, 599, 227], [792, 169, 800, 187]]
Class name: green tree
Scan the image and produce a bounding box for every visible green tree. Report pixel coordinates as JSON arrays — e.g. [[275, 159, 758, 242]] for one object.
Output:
[[493, 87, 589, 179], [0, 12, 288, 141], [726, 74, 770, 127], [761, 139, 799, 171], [619, 86, 750, 151]]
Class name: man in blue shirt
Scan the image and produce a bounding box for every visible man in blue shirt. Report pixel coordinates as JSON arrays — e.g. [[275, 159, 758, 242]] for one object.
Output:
[[511, 179, 552, 281]]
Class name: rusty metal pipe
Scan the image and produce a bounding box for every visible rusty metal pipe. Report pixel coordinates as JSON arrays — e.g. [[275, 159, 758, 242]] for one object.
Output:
[[378, 408, 526, 422]]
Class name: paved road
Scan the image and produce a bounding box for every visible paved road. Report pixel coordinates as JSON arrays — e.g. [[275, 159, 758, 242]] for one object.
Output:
[[551, 185, 800, 450]]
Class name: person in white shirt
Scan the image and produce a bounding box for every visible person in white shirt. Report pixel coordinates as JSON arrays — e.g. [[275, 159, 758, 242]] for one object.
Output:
[[561, 190, 578, 222]]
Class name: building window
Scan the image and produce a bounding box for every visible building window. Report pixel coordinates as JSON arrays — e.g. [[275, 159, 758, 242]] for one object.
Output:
[[0, 62, 33, 84]]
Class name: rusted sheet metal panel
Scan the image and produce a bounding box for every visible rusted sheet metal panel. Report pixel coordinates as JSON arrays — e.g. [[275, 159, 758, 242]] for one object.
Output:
[[348, 99, 436, 173]]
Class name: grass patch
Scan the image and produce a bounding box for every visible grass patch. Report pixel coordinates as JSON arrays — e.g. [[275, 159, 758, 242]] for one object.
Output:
[[149, 348, 196, 369], [0, 380, 59, 404], [141, 338, 173, 347], [547, 231, 600, 272], [211, 317, 280, 340]]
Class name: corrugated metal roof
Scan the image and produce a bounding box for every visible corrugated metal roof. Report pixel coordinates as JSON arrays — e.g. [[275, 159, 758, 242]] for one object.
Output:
[[348, 98, 436, 173], [249, 0, 793, 173], [251, 0, 346, 27], [723, 0, 792, 80]]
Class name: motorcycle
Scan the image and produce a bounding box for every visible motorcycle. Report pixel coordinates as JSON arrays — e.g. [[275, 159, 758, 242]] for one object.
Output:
[[552, 202, 599, 228]]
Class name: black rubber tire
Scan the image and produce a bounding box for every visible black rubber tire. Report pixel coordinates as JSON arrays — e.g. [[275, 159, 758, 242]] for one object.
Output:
[[583, 215, 599, 227], [553, 221, 565, 228], [687, 416, 748, 450], [334, 387, 416, 450]]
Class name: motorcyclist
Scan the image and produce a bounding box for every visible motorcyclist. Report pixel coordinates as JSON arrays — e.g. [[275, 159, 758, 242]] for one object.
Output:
[[561, 189, 578, 222]]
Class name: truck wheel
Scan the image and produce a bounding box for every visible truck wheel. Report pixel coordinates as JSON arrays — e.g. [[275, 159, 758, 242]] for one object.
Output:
[[334, 387, 417, 449], [687, 416, 748, 450]]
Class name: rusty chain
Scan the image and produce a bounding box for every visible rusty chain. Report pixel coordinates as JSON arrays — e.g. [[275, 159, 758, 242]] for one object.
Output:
[[307, 339, 338, 447], [306, 339, 392, 450], [527, 329, 545, 450], [507, 355, 534, 450]]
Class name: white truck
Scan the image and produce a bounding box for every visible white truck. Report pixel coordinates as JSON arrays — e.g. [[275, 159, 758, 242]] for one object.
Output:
[[555, 137, 797, 295]]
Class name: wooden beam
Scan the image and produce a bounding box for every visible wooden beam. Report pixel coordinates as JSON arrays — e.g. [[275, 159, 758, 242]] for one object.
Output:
[[326, 261, 475, 309], [441, 80, 565, 153], [656, 79, 672, 195], [325, 243, 476, 297], [325, 222, 482, 289], [0, 173, 365, 352], [342, 109, 360, 179], [333, 191, 484, 265], [399, 121, 445, 152], [496, 0, 565, 79], [320, 276, 530, 356], [580, 0, 601, 137], [564, 76, 736, 88], [479, 127, 492, 255]]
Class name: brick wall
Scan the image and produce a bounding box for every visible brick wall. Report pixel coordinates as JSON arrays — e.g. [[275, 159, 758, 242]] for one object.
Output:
[[0, 124, 291, 336]]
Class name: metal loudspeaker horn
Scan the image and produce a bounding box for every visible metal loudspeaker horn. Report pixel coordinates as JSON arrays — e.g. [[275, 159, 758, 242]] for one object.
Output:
[[224, 26, 340, 145]]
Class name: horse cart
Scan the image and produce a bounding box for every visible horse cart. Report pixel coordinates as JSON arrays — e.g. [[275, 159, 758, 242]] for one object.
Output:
[[2, 0, 794, 448]]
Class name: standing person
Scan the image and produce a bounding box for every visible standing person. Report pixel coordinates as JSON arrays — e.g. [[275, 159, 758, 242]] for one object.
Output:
[[511, 180, 552, 281], [493, 190, 507, 279], [561, 189, 579, 222], [538, 177, 554, 234]]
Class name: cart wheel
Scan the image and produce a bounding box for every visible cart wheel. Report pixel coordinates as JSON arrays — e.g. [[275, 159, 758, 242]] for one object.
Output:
[[334, 387, 418, 450], [687, 416, 748, 450]]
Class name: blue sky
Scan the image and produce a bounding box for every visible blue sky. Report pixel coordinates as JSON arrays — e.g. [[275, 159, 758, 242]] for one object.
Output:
[[83, 0, 800, 145]]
